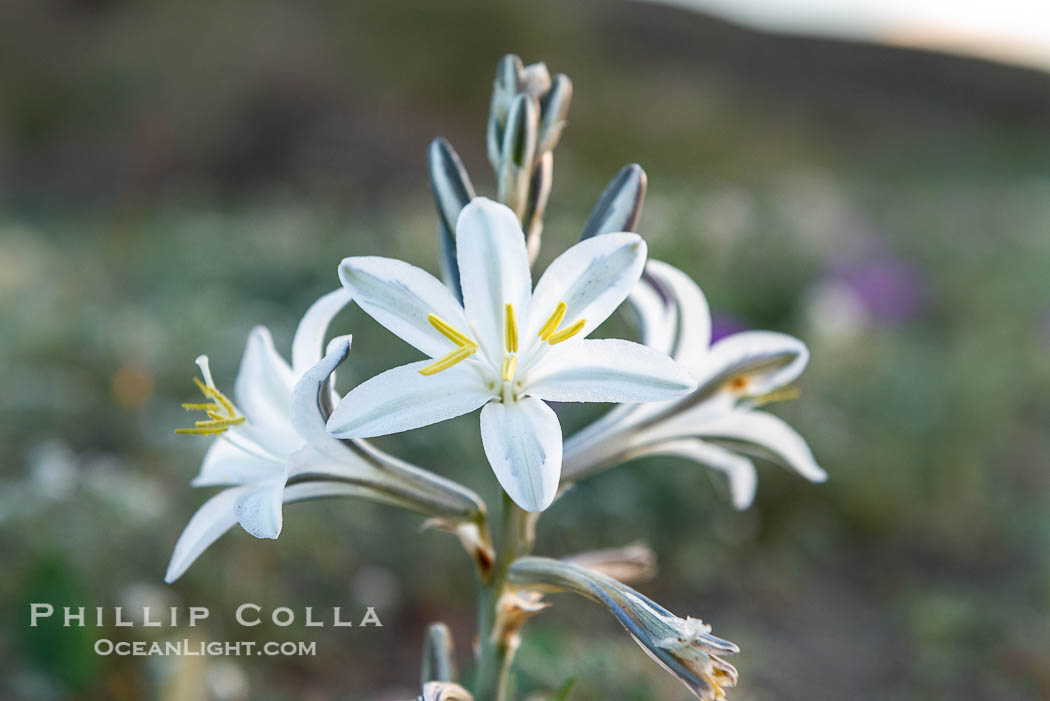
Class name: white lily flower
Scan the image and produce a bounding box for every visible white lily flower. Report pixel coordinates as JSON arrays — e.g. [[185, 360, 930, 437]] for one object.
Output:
[[327, 198, 697, 512], [168, 290, 486, 583], [563, 260, 826, 510]]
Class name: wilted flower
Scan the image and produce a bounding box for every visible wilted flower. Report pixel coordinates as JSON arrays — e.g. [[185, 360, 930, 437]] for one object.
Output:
[[168, 291, 486, 582], [563, 259, 825, 509], [327, 197, 696, 512], [508, 557, 738, 700]]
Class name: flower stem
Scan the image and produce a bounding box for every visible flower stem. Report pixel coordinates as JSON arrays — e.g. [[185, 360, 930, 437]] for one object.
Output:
[[474, 493, 534, 700]]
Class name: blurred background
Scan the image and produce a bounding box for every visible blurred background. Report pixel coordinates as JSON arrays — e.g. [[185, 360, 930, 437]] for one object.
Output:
[[2, 1, 1049, 699]]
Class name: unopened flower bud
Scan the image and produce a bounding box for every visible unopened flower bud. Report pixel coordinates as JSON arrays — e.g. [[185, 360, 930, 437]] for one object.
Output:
[[537, 73, 573, 155], [421, 622, 456, 685], [428, 138, 476, 298], [580, 164, 648, 239], [497, 94, 539, 218]]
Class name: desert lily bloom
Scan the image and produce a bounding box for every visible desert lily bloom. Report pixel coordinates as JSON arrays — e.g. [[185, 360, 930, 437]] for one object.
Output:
[[167, 291, 485, 583], [562, 259, 826, 509], [508, 557, 739, 700], [327, 197, 696, 512]]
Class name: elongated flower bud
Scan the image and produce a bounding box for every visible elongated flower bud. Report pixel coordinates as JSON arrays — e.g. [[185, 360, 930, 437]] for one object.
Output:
[[537, 73, 573, 155], [497, 93, 539, 218], [508, 557, 738, 700], [580, 164, 648, 239], [421, 622, 456, 685], [523, 151, 553, 262], [428, 138, 476, 299]]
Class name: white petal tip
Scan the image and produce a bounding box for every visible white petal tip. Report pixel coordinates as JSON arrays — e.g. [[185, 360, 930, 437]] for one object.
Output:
[[238, 522, 281, 540]]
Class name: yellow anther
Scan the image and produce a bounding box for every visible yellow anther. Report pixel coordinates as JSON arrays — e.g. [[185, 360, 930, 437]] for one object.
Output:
[[547, 318, 586, 345], [182, 402, 220, 411], [504, 304, 519, 353], [419, 345, 476, 376], [194, 416, 246, 429], [178, 373, 244, 435], [751, 386, 801, 406], [428, 313, 477, 348], [500, 355, 518, 382], [537, 301, 567, 340]]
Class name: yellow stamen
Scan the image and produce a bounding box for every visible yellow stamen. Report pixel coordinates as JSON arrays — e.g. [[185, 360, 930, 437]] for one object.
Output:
[[547, 318, 586, 345], [182, 402, 220, 411], [751, 386, 801, 406], [537, 301, 567, 340], [194, 416, 246, 428], [419, 345, 476, 376], [205, 410, 247, 424], [504, 304, 519, 353], [178, 374, 244, 435], [428, 313, 477, 348], [500, 355, 518, 382]]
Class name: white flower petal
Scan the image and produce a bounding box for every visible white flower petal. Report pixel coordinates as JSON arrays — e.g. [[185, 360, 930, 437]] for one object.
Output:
[[697, 331, 809, 396], [480, 397, 562, 512], [455, 198, 533, 358], [234, 479, 286, 539], [233, 327, 300, 456], [527, 339, 696, 404], [338, 256, 471, 358], [192, 437, 282, 487], [627, 269, 677, 356], [643, 260, 711, 370], [527, 233, 647, 340], [165, 481, 376, 582], [165, 486, 247, 583], [290, 288, 352, 374], [696, 410, 826, 483], [640, 438, 757, 510], [327, 360, 493, 438], [291, 335, 356, 457]]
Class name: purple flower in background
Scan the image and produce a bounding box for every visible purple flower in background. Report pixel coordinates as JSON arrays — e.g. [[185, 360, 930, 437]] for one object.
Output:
[[831, 257, 928, 323], [709, 314, 749, 343]]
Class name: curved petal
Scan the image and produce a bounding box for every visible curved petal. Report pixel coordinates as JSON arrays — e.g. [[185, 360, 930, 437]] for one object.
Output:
[[527, 233, 647, 340], [338, 256, 471, 358], [192, 436, 282, 487], [643, 260, 711, 369], [455, 198, 533, 359], [480, 397, 562, 512], [165, 486, 247, 583], [290, 288, 352, 374], [696, 410, 826, 483], [165, 481, 385, 582], [234, 479, 286, 539], [696, 331, 809, 396], [640, 439, 757, 510], [291, 335, 356, 458], [526, 339, 695, 404], [326, 361, 493, 438], [628, 270, 677, 356], [233, 327, 300, 456]]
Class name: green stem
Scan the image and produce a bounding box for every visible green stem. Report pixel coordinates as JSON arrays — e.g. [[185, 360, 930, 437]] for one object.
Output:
[[474, 493, 534, 700]]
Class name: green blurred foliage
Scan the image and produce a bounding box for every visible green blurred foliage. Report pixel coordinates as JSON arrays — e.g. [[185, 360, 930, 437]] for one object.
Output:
[[1, 0, 1049, 700]]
